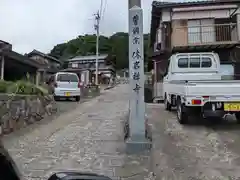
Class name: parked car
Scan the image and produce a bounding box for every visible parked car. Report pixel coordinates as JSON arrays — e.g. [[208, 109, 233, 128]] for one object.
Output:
[[47, 72, 81, 101]]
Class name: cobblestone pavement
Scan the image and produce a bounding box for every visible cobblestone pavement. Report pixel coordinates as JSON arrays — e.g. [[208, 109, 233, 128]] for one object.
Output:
[[6, 84, 240, 180], [2, 85, 133, 180], [148, 104, 240, 179]]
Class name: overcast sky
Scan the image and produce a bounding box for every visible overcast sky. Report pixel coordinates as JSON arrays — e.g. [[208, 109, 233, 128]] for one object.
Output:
[[0, 0, 158, 54]]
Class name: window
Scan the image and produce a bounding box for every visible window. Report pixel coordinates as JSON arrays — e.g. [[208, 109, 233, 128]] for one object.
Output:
[[189, 57, 200, 68], [178, 58, 188, 68], [178, 57, 212, 68], [188, 19, 215, 44], [57, 74, 78, 82], [201, 57, 212, 67], [72, 63, 78, 68]]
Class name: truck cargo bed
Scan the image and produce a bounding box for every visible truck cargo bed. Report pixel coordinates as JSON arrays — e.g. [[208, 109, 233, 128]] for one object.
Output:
[[167, 80, 240, 97]]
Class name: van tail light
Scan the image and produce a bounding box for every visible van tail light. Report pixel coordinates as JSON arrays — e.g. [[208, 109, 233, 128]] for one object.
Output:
[[54, 82, 58, 87], [192, 99, 201, 105]]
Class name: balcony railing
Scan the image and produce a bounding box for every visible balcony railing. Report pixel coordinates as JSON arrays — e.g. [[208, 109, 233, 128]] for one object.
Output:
[[172, 23, 238, 47]]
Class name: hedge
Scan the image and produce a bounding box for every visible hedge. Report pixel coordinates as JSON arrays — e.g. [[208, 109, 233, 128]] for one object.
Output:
[[0, 80, 48, 95]]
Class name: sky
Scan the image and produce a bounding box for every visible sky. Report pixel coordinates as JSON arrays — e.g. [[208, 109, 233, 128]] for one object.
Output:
[[0, 0, 156, 54]]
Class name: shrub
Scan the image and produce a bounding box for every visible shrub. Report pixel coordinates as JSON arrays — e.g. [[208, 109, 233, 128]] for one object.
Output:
[[0, 80, 13, 93], [6, 80, 49, 95]]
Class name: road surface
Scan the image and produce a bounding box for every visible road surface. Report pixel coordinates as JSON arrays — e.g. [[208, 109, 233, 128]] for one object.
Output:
[[3, 84, 240, 179], [3, 86, 128, 180], [149, 104, 240, 179]]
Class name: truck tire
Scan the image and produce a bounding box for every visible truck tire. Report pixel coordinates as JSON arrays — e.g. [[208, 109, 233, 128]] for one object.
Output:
[[75, 96, 80, 102], [235, 113, 240, 124], [54, 96, 59, 101], [164, 95, 172, 111], [177, 100, 188, 124]]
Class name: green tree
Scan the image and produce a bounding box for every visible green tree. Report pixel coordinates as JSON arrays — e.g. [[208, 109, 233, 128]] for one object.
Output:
[[49, 32, 150, 71]]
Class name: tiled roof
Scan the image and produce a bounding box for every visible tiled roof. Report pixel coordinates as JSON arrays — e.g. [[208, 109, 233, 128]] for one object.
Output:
[[2, 50, 43, 69], [152, 0, 240, 8], [68, 54, 108, 62], [28, 49, 61, 63]]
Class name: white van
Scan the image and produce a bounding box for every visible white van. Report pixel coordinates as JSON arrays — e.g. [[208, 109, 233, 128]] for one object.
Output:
[[48, 72, 81, 101]]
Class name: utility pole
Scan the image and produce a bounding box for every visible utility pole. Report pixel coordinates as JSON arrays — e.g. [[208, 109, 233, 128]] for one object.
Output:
[[126, 0, 151, 153], [94, 11, 100, 85], [128, 0, 141, 8]]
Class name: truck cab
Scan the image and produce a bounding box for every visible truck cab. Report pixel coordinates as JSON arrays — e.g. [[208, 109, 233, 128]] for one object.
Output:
[[163, 52, 240, 124], [163, 52, 221, 83]]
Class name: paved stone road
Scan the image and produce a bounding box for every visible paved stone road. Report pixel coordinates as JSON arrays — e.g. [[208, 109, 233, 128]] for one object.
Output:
[[5, 84, 240, 180], [148, 104, 240, 179], [3, 85, 129, 180]]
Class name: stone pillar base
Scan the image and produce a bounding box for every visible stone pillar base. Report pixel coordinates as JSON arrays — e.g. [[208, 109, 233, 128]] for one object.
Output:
[[126, 137, 152, 154], [123, 112, 152, 154]]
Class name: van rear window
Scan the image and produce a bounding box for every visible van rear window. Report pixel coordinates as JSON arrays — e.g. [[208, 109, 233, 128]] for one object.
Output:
[[57, 74, 78, 82]]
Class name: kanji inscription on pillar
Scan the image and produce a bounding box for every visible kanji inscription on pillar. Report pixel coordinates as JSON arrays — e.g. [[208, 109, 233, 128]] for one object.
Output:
[[128, 5, 145, 140]]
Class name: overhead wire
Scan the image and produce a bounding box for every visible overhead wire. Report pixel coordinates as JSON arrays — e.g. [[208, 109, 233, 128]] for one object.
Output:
[[98, 0, 107, 32], [99, 0, 104, 18], [101, 0, 107, 21]]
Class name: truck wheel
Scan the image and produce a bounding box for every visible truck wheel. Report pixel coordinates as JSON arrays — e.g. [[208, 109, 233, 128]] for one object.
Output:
[[177, 100, 188, 124], [75, 96, 80, 102], [235, 113, 240, 124], [164, 95, 172, 111], [54, 96, 59, 101]]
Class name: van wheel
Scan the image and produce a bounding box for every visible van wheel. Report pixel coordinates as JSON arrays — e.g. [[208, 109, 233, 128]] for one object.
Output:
[[75, 96, 80, 102], [235, 113, 240, 124], [177, 99, 188, 124], [164, 95, 171, 111]]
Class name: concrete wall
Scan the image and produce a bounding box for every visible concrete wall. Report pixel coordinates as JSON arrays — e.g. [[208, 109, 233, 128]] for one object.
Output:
[[153, 82, 163, 100]]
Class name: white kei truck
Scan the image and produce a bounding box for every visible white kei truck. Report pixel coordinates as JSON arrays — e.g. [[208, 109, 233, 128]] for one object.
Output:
[[163, 52, 240, 124]]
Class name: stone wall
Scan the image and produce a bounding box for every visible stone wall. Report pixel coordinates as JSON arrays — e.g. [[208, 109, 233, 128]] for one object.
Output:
[[0, 94, 57, 135]]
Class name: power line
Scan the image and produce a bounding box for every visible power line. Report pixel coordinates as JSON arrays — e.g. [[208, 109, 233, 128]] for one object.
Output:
[[100, 0, 104, 18], [101, 0, 107, 21]]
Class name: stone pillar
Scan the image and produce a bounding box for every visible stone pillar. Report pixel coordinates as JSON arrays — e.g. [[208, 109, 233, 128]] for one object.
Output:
[[128, 0, 141, 9], [237, 13, 240, 41], [0, 56, 4, 80], [127, 4, 151, 153]]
